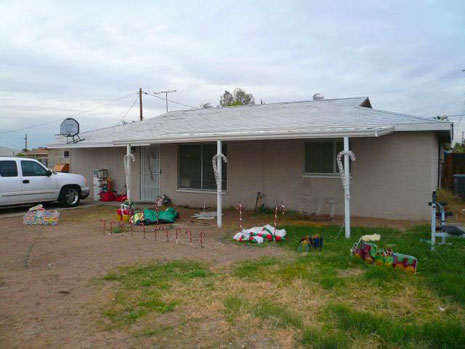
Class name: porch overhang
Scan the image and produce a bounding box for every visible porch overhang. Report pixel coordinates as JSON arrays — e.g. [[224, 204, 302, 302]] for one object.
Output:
[[113, 126, 395, 146]]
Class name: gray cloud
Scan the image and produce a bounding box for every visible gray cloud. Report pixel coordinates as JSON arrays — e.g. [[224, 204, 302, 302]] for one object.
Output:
[[0, 0, 464, 149]]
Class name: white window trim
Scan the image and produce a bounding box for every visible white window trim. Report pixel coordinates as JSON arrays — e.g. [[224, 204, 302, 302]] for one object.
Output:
[[303, 139, 350, 177]]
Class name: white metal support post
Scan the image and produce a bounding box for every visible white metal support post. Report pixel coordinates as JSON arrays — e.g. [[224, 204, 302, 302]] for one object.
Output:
[[344, 136, 351, 239], [126, 145, 132, 201], [217, 140, 222, 228]]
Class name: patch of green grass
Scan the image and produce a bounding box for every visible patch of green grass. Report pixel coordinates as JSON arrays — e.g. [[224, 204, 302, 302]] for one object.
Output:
[[233, 257, 280, 280], [325, 303, 465, 347], [253, 300, 303, 329], [280, 224, 465, 306], [300, 327, 349, 349], [363, 264, 403, 284], [101, 260, 213, 327]]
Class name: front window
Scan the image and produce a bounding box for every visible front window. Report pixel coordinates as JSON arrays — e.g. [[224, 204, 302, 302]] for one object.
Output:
[[178, 143, 227, 190], [304, 141, 348, 175], [21, 160, 48, 176]]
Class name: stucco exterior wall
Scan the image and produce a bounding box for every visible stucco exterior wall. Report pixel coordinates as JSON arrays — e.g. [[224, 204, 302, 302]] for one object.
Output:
[[67, 132, 439, 220], [160, 132, 439, 220], [69, 147, 141, 201], [48, 148, 70, 168]]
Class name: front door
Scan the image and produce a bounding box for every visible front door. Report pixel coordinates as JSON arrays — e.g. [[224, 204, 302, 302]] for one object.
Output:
[[140, 145, 160, 202], [20, 159, 58, 202]]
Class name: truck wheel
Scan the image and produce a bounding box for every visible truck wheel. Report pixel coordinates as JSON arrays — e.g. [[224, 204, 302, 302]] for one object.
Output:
[[60, 186, 80, 207]]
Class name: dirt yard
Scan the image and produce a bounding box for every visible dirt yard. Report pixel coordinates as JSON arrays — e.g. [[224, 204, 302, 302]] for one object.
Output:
[[0, 203, 439, 348], [0, 204, 293, 348]]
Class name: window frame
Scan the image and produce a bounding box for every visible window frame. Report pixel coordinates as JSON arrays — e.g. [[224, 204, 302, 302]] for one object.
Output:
[[177, 143, 228, 192], [303, 139, 351, 178]]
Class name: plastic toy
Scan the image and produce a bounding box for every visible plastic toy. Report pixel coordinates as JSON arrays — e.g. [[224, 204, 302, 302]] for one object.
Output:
[[351, 235, 417, 274], [298, 234, 323, 252]]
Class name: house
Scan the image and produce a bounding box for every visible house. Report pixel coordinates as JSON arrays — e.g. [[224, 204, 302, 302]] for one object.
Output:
[[0, 146, 20, 157], [48, 96, 452, 220], [22, 147, 49, 167], [48, 148, 71, 171]]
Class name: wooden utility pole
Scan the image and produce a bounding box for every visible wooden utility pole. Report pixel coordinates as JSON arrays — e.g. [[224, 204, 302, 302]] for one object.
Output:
[[139, 88, 143, 121], [23, 134, 28, 151]]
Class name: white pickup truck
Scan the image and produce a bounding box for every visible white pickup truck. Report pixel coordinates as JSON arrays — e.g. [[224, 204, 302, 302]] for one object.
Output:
[[0, 157, 90, 207]]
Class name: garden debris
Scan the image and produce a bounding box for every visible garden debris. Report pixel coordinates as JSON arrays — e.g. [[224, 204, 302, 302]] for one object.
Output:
[[351, 236, 417, 274], [23, 204, 60, 226], [233, 224, 286, 244]]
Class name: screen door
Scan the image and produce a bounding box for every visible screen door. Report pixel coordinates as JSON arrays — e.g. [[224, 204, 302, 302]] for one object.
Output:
[[140, 145, 160, 201]]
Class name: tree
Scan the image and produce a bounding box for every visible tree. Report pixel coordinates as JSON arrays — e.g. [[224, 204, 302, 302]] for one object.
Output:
[[200, 102, 213, 109], [219, 88, 255, 107]]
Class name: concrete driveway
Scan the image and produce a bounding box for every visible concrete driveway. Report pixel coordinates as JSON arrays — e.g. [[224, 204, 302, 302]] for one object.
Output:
[[0, 199, 100, 218]]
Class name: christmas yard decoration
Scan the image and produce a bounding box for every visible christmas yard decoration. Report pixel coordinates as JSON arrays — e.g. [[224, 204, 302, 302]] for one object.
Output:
[[298, 234, 323, 252], [23, 204, 60, 226], [233, 224, 286, 244], [351, 234, 417, 274]]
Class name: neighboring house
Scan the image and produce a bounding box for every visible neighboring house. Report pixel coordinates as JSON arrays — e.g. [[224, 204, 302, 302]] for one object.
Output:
[[48, 96, 452, 220], [0, 146, 20, 157], [22, 148, 49, 167]]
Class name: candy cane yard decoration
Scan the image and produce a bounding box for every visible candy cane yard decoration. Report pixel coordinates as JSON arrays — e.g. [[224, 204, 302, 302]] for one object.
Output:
[[212, 140, 228, 228], [236, 203, 243, 231], [337, 137, 356, 239], [274, 203, 286, 234]]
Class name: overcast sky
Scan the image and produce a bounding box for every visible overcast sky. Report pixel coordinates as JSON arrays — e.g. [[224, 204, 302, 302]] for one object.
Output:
[[0, 0, 464, 149]]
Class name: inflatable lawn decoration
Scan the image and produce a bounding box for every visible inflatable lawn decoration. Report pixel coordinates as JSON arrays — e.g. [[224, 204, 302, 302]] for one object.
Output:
[[233, 224, 286, 244], [351, 235, 417, 274]]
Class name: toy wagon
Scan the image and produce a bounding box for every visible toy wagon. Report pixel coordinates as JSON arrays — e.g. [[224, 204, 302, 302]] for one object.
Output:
[[351, 235, 417, 274]]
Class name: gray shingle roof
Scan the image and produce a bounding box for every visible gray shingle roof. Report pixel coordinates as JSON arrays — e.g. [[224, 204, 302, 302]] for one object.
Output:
[[48, 97, 452, 148]]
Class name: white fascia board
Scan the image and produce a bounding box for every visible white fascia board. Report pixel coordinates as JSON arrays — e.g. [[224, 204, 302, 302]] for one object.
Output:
[[394, 122, 452, 132], [113, 126, 395, 145], [47, 142, 125, 149]]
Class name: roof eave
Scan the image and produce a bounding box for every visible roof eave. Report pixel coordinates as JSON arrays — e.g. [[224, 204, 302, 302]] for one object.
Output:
[[47, 142, 126, 149], [113, 127, 395, 145]]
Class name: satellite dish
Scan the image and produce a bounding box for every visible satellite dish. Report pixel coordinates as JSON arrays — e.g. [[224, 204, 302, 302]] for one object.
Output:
[[59, 118, 84, 143]]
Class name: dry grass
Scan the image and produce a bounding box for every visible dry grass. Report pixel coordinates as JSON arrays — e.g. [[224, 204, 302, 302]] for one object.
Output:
[[99, 224, 465, 348]]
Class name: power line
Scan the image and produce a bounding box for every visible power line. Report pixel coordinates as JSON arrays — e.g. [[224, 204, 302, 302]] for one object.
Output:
[[0, 92, 136, 135], [143, 91, 197, 110], [116, 95, 139, 125]]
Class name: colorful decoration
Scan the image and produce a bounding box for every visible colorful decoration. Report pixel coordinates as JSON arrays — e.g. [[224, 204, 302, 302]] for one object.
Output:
[[233, 224, 286, 244], [236, 203, 243, 231], [298, 234, 323, 252], [274, 203, 286, 234], [23, 204, 60, 225], [351, 235, 417, 274]]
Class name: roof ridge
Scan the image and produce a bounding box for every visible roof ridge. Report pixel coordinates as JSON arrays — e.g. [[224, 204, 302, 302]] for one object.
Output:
[[354, 105, 442, 123]]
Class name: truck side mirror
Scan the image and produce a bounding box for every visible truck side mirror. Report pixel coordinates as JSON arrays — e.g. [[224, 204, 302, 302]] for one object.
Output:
[[46, 169, 52, 177]]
